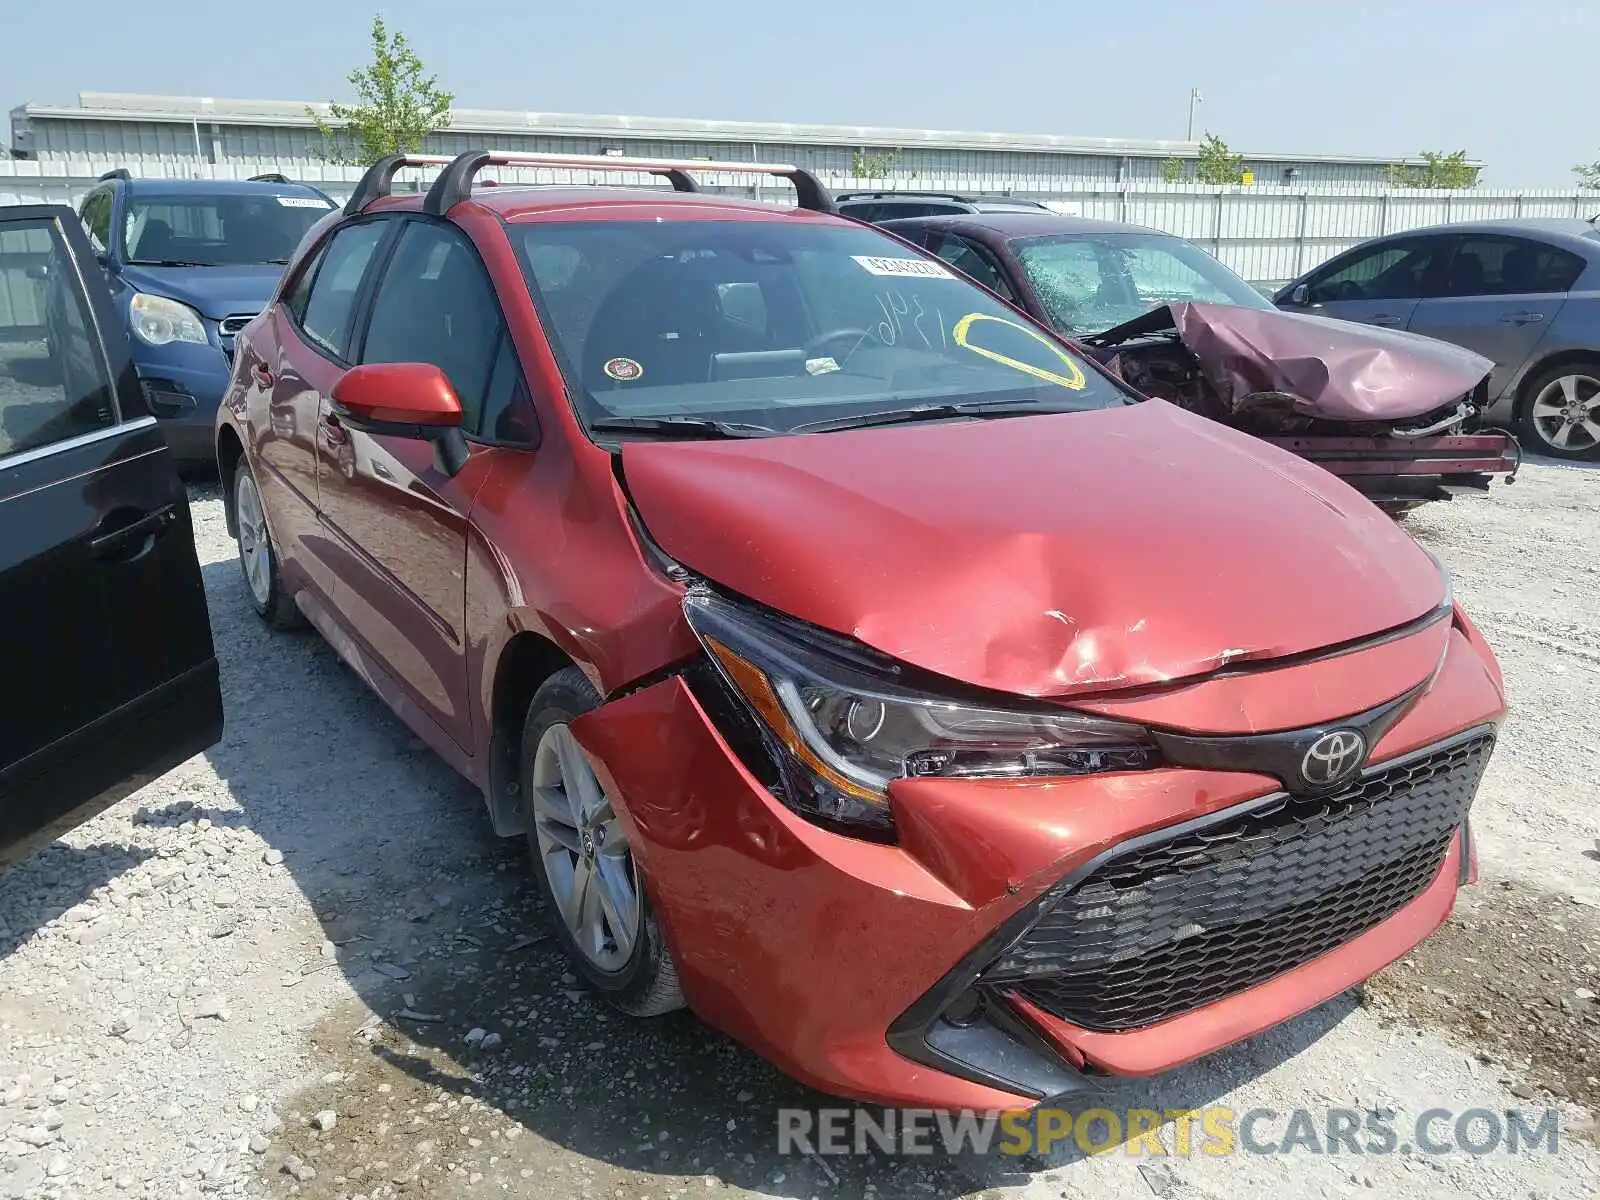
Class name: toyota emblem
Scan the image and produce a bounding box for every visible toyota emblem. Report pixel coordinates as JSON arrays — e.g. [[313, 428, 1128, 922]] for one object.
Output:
[[1300, 730, 1366, 788]]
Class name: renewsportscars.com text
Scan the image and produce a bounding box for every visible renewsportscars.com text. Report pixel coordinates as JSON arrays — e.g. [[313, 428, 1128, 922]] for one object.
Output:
[[777, 1106, 1565, 1158]]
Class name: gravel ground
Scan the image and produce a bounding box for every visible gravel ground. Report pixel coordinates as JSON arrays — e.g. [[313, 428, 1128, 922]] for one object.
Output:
[[1, 461, 1598, 1200]]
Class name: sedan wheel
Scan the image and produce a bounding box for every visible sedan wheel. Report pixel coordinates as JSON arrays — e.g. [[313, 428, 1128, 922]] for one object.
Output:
[[529, 723, 641, 974], [1525, 371, 1600, 459]]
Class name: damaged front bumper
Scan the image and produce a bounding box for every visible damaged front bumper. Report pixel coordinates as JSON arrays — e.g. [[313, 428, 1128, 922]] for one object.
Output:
[[1260, 430, 1522, 507], [569, 613, 1505, 1109]]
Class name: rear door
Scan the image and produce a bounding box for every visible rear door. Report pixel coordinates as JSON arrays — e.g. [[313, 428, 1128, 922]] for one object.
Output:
[[1282, 235, 1448, 329], [1407, 234, 1580, 399], [0, 205, 222, 865]]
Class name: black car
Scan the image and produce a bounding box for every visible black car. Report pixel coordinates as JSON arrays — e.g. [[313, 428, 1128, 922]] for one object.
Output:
[[834, 190, 1052, 223], [0, 203, 223, 866]]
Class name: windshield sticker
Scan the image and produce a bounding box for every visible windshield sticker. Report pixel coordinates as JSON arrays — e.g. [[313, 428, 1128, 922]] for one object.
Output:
[[852, 256, 955, 281], [952, 313, 1087, 390], [276, 196, 334, 209], [603, 357, 644, 382]]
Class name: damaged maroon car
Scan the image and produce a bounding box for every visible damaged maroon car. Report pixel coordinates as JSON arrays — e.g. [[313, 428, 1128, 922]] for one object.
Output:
[[877, 213, 1520, 510]]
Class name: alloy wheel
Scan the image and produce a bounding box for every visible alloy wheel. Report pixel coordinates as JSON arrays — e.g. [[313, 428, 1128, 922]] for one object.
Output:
[[529, 723, 641, 974], [1529, 373, 1600, 454], [235, 470, 272, 607]]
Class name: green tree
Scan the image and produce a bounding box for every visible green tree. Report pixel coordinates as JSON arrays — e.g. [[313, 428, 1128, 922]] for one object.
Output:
[[1159, 156, 1185, 183], [1386, 150, 1480, 189], [310, 15, 454, 165], [850, 148, 900, 180], [1574, 159, 1600, 189], [1194, 133, 1245, 185]]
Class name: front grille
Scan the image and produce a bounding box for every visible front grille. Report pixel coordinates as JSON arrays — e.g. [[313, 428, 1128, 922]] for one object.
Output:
[[219, 313, 258, 337], [992, 732, 1494, 1032]]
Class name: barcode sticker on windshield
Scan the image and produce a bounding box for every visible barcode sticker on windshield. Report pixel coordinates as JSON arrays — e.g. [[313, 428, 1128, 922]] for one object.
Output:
[[852, 256, 955, 280], [276, 196, 333, 209]]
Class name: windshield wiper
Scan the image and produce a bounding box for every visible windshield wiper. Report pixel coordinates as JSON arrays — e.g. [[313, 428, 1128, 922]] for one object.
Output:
[[790, 399, 1081, 435], [589, 415, 776, 439], [128, 259, 219, 268]]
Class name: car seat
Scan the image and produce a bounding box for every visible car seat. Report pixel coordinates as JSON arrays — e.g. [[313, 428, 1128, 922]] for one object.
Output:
[[132, 218, 175, 262], [1446, 251, 1485, 295], [581, 256, 726, 391]]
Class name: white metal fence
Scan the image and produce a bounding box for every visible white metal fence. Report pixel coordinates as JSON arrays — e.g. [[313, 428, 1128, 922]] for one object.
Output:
[[3, 159, 1597, 287]]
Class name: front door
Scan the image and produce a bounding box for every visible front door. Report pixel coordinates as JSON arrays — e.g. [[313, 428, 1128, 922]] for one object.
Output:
[[312, 217, 506, 755], [1283, 235, 1448, 330], [0, 205, 222, 865]]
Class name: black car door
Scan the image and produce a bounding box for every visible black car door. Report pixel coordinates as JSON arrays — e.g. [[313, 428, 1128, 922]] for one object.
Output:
[[0, 204, 222, 866]]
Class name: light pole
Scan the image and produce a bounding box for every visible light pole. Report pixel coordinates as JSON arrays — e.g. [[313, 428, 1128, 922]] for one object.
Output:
[[1187, 88, 1203, 141]]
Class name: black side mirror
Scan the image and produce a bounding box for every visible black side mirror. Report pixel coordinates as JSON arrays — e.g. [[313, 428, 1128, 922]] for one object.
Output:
[[1288, 283, 1312, 307], [24, 263, 49, 282]]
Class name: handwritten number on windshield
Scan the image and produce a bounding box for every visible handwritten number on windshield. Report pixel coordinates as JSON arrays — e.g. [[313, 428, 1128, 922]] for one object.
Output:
[[873, 291, 947, 349]]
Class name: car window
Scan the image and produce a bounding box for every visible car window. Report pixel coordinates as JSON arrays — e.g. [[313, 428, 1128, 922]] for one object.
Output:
[[511, 217, 1127, 437], [1440, 235, 1586, 296], [841, 202, 963, 223], [78, 190, 113, 254], [359, 220, 507, 435], [1010, 232, 1275, 335], [929, 235, 1014, 300], [1306, 238, 1441, 303], [0, 220, 117, 460], [299, 221, 389, 359], [281, 239, 328, 326], [121, 191, 336, 266]]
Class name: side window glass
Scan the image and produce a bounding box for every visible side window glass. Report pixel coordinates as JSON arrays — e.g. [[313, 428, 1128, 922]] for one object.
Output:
[[932, 235, 1010, 298], [360, 221, 506, 435], [79, 191, 112, 254], [1307, 240, 1437, 303], [480, 330, 539, 444], [299, 221, 388, 359], [282, 240, 328, 325], [0, 220, 117, 460], [1445, 236, 1585, 297]]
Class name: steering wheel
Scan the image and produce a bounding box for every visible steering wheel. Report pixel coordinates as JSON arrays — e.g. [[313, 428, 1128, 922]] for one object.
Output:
[[804, 328, 873, 368]]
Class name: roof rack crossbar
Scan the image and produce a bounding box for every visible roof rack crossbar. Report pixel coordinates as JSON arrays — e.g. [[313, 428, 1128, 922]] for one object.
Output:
[[98, 168, 132, 182], [344, 153, 455, 215], [415, 150, 834, 215]]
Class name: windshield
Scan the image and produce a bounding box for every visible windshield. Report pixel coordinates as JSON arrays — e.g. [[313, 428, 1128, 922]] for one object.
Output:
[[122, 193, 336, 266], [511, 218, 1129, 436], [1011, 232, 1275, 336]]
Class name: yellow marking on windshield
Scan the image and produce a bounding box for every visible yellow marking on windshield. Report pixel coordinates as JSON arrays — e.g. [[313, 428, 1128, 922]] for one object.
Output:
[[951, 313, 1086, 390]]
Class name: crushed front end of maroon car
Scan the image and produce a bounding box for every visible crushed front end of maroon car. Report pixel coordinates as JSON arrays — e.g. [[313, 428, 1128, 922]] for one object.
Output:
[[1084, 302, 1520, 510]]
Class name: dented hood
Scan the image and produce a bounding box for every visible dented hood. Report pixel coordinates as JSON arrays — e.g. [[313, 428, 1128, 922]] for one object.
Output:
[[621, 402, 1444, 698], [1092, 301, 1494, 421]]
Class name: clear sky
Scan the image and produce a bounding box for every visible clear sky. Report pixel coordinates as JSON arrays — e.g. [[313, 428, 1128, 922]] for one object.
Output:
[[3, 0, 1594, 186]]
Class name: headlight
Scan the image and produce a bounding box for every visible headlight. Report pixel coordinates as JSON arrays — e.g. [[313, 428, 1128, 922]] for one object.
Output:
[[129, 293, 208, 347], [684, 593, 1156, 839]]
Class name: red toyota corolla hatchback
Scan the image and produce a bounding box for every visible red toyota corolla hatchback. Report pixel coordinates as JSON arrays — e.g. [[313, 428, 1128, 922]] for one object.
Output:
[[215, 151, 1506, 1110]]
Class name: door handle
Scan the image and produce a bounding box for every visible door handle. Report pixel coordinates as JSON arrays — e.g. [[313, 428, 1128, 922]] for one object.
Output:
[[1371, 314, 1403, 327], [372, 460, 394, 481], [1499, 311, 1544, 325], [319, 411, 350, 446], [90, 504, 179, 561], [250, 363, 274, 387]]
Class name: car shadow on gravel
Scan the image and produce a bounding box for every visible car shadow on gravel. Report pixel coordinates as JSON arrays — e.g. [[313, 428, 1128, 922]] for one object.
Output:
[[0, 843, 154, 961], [189, 555, 1360, 1198]]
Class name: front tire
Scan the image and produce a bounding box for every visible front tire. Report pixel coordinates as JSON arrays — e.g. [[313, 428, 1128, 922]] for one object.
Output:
[[1518, 359, 1600, 461], [519, 667, 684, 1017], [233, 462, 304, 630]]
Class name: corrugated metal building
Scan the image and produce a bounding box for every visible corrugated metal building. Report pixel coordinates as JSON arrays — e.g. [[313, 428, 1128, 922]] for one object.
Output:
[[9, 92, 1428, 190]]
